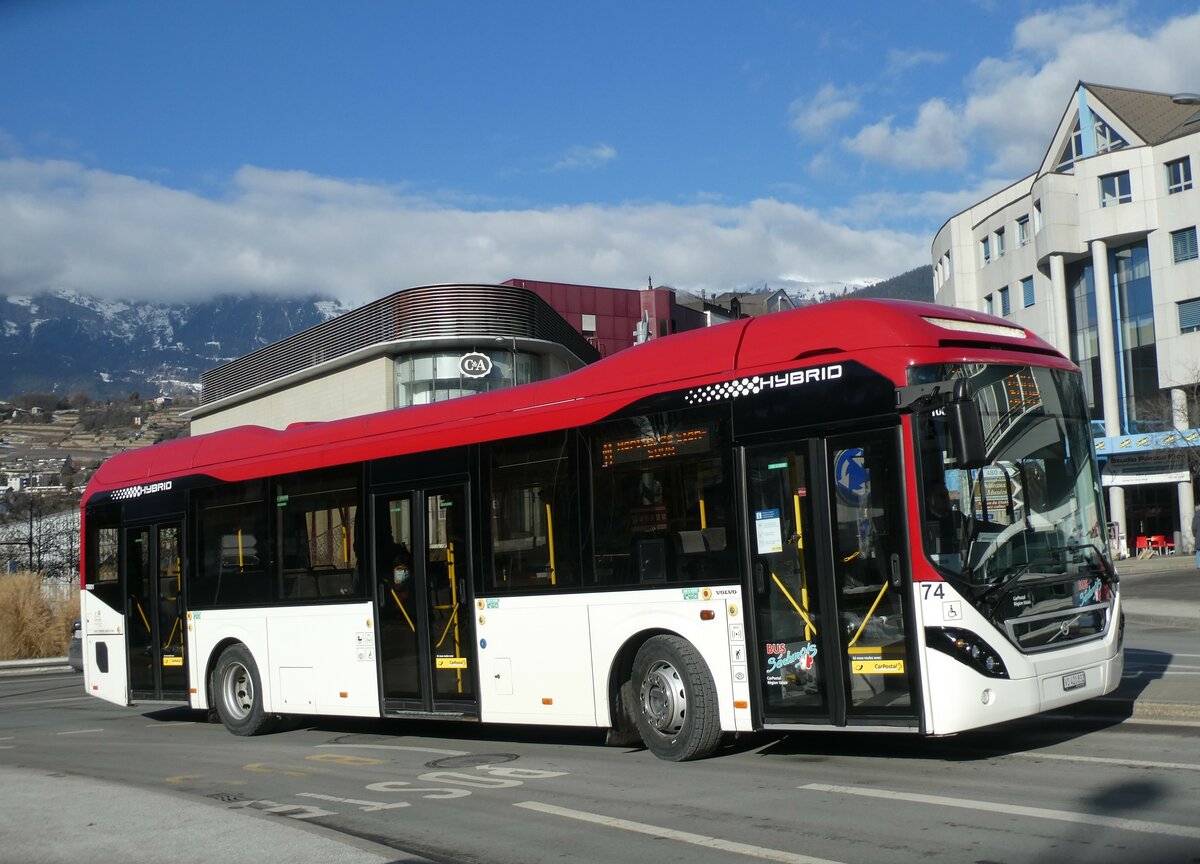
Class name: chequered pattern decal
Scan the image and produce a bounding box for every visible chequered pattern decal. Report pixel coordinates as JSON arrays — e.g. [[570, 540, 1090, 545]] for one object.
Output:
[[684, 376, 764, 405]]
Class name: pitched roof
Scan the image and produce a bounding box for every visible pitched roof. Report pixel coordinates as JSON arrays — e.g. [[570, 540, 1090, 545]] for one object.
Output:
[[1085, 83, 1200, 146]]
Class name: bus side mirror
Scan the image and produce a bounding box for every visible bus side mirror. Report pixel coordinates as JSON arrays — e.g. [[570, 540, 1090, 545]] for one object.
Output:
[[948, 398, 987, 469]]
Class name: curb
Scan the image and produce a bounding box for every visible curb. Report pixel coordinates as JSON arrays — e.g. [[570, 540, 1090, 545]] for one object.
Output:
[[0, 657, 71, 676], [1121, 609, 1199, 629]]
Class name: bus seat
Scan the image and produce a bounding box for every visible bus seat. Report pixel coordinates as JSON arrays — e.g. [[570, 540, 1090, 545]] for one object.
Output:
[[701, 528, 726, 551]]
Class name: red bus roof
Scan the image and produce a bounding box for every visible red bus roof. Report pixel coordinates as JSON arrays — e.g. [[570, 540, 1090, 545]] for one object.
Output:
[[85, 299, 1067, 499]]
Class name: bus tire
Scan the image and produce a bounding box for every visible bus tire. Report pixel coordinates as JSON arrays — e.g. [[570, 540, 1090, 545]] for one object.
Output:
[[631, 635, 721, 761], [212, 644, 276, 736]]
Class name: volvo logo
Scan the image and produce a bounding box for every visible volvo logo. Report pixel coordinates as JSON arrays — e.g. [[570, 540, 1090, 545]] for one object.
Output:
[[459, 352, 493, 378]]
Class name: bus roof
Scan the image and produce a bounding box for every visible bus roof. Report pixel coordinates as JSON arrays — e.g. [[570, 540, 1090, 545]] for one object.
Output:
[[85, 299, 1065, 499]]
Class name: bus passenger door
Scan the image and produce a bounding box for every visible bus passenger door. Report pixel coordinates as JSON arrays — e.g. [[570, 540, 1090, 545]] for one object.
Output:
[[826, 431, 917, 723], [125, 521, 187, 702], [746, 430, 918, 727], [745, 443, 831, 721], [374, 484, 477, 715]]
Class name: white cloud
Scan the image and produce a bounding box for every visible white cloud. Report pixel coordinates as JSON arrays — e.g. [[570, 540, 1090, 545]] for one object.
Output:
[[885, 48, 948, 75], [844, 99, 969, 171], [790, 84, 859, 140], [839, 7, 1200, 175], [0, 158, 927, 305], [551, 144, 617, 172]]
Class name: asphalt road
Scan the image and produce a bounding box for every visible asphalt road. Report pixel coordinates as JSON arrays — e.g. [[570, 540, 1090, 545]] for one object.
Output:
[[2, 608, 1198, 864]]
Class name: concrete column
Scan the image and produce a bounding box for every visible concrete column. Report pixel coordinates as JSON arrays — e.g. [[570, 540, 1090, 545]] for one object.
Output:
[[1049, 254, 1070, 354], [1173, 388, 1196, 553], [1091, 240, 1120, 437], [1179, 482, 1196, 554]]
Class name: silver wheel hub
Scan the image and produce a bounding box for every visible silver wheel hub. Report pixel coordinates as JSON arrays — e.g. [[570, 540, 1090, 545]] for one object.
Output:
[[221, 661, 254, 721], [640, 659, 686, 736]]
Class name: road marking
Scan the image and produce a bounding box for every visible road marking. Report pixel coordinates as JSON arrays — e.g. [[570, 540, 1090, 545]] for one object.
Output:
[[297, 792, 410, 812], [515, 801, 847, 864], [799, 784, 1200, 840], [56, 728, 103, 735], [316, 743, 469, 757], [244, 762, 307, 777], [1013, 751, 1200, 772]]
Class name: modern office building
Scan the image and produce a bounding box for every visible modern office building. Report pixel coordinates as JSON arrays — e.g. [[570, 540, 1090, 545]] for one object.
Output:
[[931, 82, 1200, 555], [186, 280, 709, 435]]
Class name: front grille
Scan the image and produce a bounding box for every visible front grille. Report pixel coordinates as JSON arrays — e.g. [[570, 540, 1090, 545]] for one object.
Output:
[[1004, 602, 1110, 651]]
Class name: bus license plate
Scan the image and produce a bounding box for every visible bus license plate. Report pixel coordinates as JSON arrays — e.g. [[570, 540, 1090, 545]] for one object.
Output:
[[1062, 670, 1086, 691]]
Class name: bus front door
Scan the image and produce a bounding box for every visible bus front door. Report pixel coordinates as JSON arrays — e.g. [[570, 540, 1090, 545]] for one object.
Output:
[[746, 430, 919, 728], [374, 485, 477, 716], [124, 521, 187, 702]]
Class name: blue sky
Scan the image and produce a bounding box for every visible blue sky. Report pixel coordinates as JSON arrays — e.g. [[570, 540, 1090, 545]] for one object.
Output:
[[2, 2, 1199, 303]]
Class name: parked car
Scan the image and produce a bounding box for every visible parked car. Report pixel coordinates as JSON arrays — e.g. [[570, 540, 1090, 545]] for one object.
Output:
[[68, 619, 83, 673]]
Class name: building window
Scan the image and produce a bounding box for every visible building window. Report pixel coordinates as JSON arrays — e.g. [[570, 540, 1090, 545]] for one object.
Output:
[[1173, 227, 1199, 263], [1100, 171, 1132, 207], [995, 227, 1006, 257], [981, 236, 991, 264], [1034, 199, 1043, 232], [1167, 157, 1193, 194], [984, 294, 993, 315], [1056, 119, 1084, 172], [1021, 276, 1035, 308], [1017, 215, 1030, 246], [1093, 118, 1128, 155], [999, 286, 1011, 316], [1179, 298, 1200, 334]]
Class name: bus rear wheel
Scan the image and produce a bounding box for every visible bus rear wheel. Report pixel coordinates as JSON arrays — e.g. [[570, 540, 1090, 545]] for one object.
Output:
[[212, 644, 276, 736], [631, 635, 721, 761]]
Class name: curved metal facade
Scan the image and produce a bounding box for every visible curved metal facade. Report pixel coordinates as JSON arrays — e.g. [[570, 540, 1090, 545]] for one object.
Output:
[[200, 284, 601, 405]]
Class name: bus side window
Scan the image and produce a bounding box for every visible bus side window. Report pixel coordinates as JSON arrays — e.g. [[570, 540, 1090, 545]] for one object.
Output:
[[86, 509, 122, 610], [487, 431, 579, 592], [274, 468, 362, 602], [588, 411, 735, 588], [192, 481, 270, 608]]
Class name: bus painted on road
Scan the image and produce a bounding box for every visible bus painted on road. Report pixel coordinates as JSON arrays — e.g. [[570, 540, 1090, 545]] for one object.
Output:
[[79, 299, 1123, 760]]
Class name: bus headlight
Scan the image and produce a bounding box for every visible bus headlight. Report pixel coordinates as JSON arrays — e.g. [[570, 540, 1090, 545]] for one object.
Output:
[[926, 627, 1010, 679]]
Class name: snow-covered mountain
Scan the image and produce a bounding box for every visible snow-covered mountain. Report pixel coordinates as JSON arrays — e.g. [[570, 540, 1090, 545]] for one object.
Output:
[[0, 289, 349, 400]]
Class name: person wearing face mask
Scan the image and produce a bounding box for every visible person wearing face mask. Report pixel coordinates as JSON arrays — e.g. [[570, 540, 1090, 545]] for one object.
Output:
[[390, 542, 413, 601]]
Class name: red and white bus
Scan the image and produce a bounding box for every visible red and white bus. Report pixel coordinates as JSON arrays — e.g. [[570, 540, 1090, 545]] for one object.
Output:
[[79, 299, 1123, 760]]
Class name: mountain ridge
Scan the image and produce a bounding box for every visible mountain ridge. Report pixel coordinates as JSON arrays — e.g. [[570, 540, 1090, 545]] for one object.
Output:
[[1, 268, 933, 400]]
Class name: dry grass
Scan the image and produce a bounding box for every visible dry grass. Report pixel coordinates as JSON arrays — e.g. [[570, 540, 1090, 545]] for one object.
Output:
[[0, 572, 80, 660]]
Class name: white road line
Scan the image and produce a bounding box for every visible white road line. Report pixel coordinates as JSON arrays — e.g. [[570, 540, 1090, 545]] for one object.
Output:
[[1012, 751, 1200, 771], [800, 784, 1200, 840], [316, 743, 469, 757], [515, 801, 846, 864], [56, 728, 104, 736]]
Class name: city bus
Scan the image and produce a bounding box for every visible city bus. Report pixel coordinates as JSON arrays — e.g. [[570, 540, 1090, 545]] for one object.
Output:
[[79, 299, 1123, 761]]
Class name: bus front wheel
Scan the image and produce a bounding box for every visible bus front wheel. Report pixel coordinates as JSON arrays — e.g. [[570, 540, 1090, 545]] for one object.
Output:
[[631, 635, 721, 761], [212, 644, 277, 736]]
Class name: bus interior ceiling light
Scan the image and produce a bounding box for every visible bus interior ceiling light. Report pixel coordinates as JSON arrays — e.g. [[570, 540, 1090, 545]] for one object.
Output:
[[922, 317, 1028, 339]]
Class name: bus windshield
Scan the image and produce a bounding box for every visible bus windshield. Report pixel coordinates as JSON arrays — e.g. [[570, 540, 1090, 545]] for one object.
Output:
[[912, 363, 1112, 595]]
